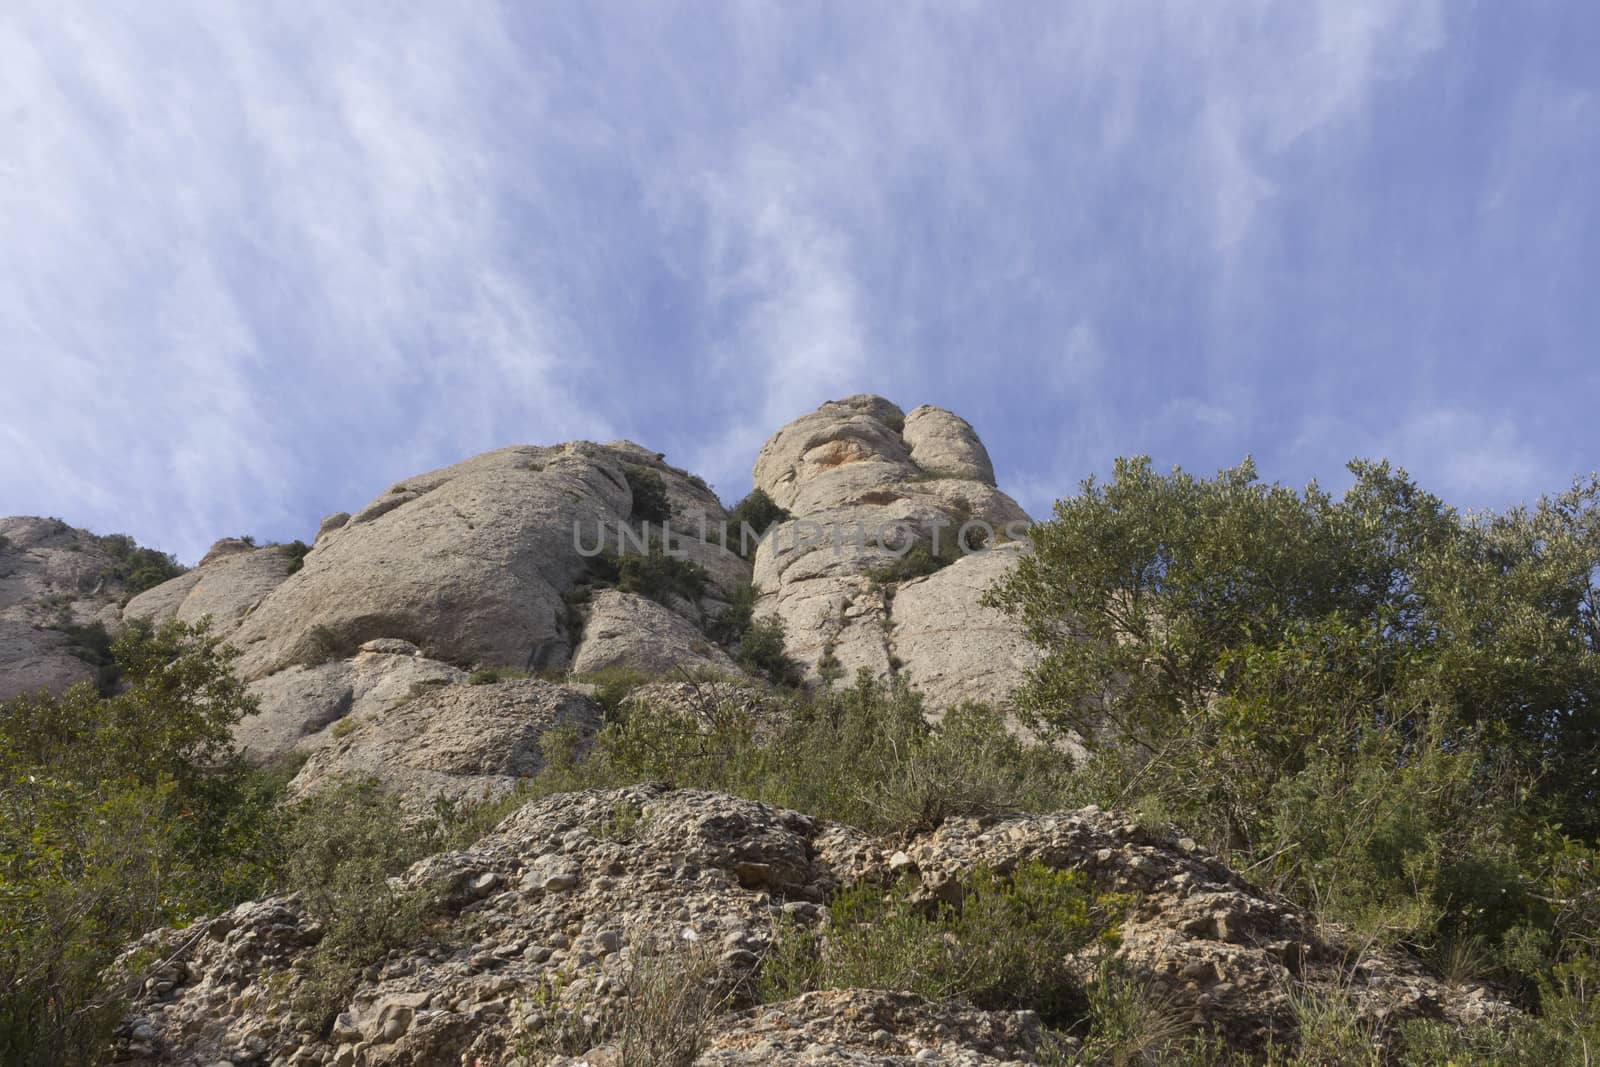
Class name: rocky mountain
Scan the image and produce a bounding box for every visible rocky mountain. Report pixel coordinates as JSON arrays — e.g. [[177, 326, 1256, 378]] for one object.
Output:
[[109, 788, 1509, 1066], [1, 395, 1043, 798], [1, 397, 1535, 1064]]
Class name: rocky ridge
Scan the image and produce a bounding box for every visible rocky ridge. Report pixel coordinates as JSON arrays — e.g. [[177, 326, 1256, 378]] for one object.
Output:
[[110, 787, 1513, 1066]]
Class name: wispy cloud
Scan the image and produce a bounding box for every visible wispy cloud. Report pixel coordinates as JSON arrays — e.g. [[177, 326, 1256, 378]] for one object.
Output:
[[2, 2, 1594, 558]]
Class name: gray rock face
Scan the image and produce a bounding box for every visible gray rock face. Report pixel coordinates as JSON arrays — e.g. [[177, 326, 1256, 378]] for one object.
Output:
[[888, 544, 1041, 715], [112, 787, 1516, 1066], [569, 590, 742, 680], [747, 397, 1033, 709], [236, 639, 467, 761], [227, 443, 749, 685], [0, 516, 144, 700], [287, 677, 603, 807], [122, 541, 298, 640]]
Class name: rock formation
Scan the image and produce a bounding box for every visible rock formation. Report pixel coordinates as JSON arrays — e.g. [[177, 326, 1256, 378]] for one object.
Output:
[[110, 787, 1514, 1066], [0, 516, 155, 700], [749, 396, 1037, 710]]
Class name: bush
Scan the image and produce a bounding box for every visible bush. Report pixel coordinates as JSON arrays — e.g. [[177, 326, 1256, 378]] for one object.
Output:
[[626, 466, 673, 524], [282, 539, 311, 575], [534, 671, 1073, 834], [735, 616, 801, 687], [725, 490, 790, 557], [986, 456, 1600, 984], [0, 620, 275, 1064], [761, 861, 1126, 1027], [96, 533, 185, 598], [618, 549, 707, 608], [277, 780, 448, 1031]]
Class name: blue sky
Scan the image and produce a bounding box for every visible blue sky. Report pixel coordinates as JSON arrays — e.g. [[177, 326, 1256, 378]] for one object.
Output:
[[2, 3, 1597, 564]]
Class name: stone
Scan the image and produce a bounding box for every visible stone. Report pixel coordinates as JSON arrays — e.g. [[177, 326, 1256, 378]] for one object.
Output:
[[288, 677, 603, 808], [569, 590, 744, 680]]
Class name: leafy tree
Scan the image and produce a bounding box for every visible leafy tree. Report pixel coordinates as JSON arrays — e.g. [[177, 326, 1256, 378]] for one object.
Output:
[[625, 466, 673, 524], [725, 489, 790, 556], [0, 620, 273, 1064], [95, 533, 186, 598], [987, 457, 1600, 976]]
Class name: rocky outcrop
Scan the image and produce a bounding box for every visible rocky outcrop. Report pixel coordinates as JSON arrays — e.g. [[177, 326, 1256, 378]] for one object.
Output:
[[112, 788, 1515, 1066], [0, 516, 151, 699], [748, 397, 1034, 710], [226, 443, 748, 685], [569, 591, 741, 680], [123, 539, 299, 640], [287, 677, 603, 807], [887, 544, 1041, 714], [236, 639, 469, 761]]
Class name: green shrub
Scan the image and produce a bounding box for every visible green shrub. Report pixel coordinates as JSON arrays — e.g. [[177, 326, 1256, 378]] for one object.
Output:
[[278, 780, 447, 1031], [533, 672, 1073, 834], [96, 533, 186, 598], [705, 582, 757, 648], [626, 466, 673, 524], [987, 456, 1600, 980], [0, 620, 275, 1064], [725, 490, 790, 557], [299, 623, 355, 667], [762, 861, 1125, 1026], [619, 549, 707, 608], [735, 616, 801, 687], [282, 539, 311, 575], [867, 541, 959, 586]]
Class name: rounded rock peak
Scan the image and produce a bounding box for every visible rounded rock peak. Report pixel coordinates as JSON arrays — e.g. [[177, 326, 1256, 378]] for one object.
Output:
[[198, 537, 258, 568], [902, 405, 996, 486]]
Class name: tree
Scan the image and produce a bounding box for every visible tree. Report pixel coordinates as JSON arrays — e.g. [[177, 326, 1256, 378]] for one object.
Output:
[[0, 619, 271, 1064], [987, 457, 1600, 973]]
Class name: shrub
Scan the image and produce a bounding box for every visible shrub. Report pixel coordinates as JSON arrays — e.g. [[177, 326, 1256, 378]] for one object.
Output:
[[533, 672, 1073, 834], [96, 533, 186, 598], [986, 456, 1600, 983], [761, 861, 1125, 1027], [278, 780, 446, 1030], [626, 466, 673, 524], [618, 549, 707, 608], [725, 490, 790, 557], [0, 620, 274, 1064], [282, 539, 311, 575], [299, 623, 355, 667], [735, 616, 801, 687]]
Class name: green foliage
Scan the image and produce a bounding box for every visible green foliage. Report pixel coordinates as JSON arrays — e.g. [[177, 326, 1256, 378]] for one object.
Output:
[[0, 620, 274, 1064], [276, 780, 448, 1030], [466, 666, 530, 685], [761, 861, 1125, 1027], [95, 533, 186, 598], [282, 539, 311, 575], [734, 616, 801, 687], [1398, 956, 1600, 1065], [987, 456, 1600, 984], [535, 671, 1073, 833], [867, 541, 956, 585], [619, 549, 707, 607], [626, 465, 673, 524], [725, 489, 790, 556], [705, 581, 757, 647], [52, 620, 119, 694], [299, 623, 356, 668]]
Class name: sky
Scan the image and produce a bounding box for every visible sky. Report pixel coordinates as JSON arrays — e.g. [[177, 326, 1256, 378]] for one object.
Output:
[[2, 2, 1598, 564]]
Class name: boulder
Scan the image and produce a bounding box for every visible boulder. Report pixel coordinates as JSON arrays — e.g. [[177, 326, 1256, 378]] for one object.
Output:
[[747, 397, 1032, 709], [111, 788, 1517, 1066], [236, 639, 467, 760], [288, 677, 603, 807], [226, 442, 750, 683], [122, 541, 299, 640], [888, 543, 1041, 715], [0, 516, 148, 699], [569, 590, 743, 680]]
